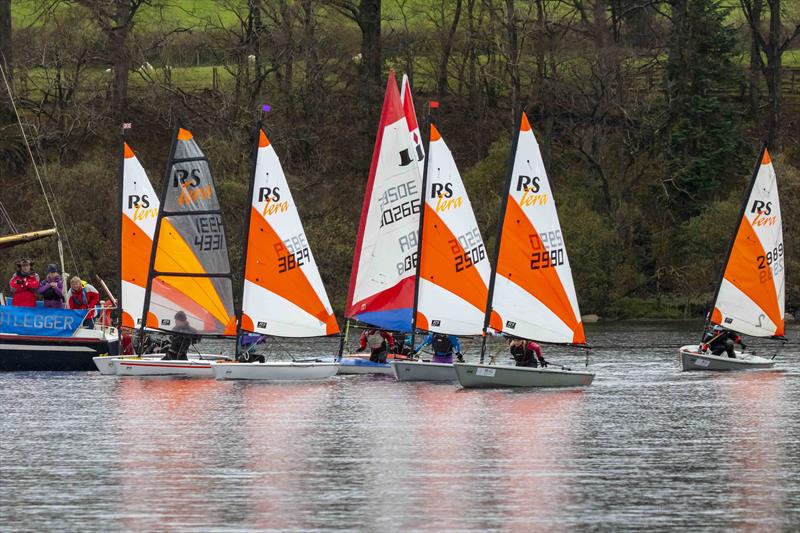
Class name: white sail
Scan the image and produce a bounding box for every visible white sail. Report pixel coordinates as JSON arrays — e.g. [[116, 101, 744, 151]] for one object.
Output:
[[240, 130, 339, 337], [120, 142, 159, 329], [345, 70, 423, 331], [486, 113, 585, 344], [415, 123, 490, 335], [711, 147, 785, 338]]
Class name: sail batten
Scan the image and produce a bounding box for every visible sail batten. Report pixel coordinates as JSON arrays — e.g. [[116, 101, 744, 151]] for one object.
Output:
[[709, 145, 785, 338], [239, 129, 339, 337], [485, 112, 585, 345]]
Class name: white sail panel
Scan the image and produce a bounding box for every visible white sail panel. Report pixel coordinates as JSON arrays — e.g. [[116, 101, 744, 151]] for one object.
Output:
[[487, 113, 585, 344], [120, 142, 159, 329], [711, 148, 784, 337], [415, 123, 490, 335], [346, 71, 423, 331], [241, 130, 339, 337], [400, 74, 425, 178]]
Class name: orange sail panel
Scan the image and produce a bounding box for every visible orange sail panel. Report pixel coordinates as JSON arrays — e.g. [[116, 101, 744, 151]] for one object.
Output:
[[240, 129, 339, 337], [120, 142, 159, 329], [143, 127, 235, 336], [415, 123, 490, 335], [712, 147, 785, 337], [486, 112, 585, 344]]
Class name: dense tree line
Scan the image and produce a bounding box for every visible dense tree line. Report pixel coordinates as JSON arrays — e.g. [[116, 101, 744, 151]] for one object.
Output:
[[1, 0, 799, 318]]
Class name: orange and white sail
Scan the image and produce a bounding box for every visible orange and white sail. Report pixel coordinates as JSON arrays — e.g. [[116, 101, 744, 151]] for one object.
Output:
[[415, 122, 490, 335], [710, 146, 784, 338], [143, 127, 236, 336], [485, 112, 585, 344], [120, 141, 159, 329], [240, 129, 339, 337]]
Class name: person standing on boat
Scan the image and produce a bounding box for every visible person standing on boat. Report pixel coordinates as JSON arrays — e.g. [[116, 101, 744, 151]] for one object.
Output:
[[38, 264, 64, 308], [414, 333, 464, 364], [508, 338, 547, 368], [8, 259, 40, 307], [701, 324, 745, 359], [66, 276, 100, 328], [163, 311, 200, 360], [356, 328, 394, 363]]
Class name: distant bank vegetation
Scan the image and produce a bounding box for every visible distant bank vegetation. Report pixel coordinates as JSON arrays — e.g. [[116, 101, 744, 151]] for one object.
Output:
[[1, 0, 799, 319]]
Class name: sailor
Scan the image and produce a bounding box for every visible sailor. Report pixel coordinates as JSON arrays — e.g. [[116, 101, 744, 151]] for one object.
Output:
[[414, 333, 464, 364], [38, 264, 64, 308], [9, 259, 40, 307], [701, 324, 745, 358], [66, 276, 101, 328], [163, 311, 200, 360], [356, 328, 394, 363], [508, 337, 547, 368]]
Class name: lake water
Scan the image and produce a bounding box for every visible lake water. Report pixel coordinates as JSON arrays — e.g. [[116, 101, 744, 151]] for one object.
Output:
[[1, 321, 799, 531]]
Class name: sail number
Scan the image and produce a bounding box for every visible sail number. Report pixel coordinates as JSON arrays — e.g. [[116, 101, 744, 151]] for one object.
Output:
[[450, 228, 486, 272], [379, 180, 420, 228], [757, 243, 784, 283], [193, 215, 224, 251], [529, 230, 564, 270], [275, 233, 309, 273]]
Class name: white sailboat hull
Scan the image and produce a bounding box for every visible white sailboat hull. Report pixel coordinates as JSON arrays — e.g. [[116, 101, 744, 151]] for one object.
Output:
[[211, 361, 338, 381], [112, 357, 213, 377], [455, 363, 594, 388], [337, 356, 394, 375], [678, 345, 776, 371], [392, 360, 457, 382], [92, 354, 159, 375]]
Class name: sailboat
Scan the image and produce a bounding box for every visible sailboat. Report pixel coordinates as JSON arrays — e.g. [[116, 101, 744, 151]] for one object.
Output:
[[338, 70, 424, 375], [392, 110, 491, 382], [0, 62, 119, 371], [94, 138, 162, 374], [454, 111, 595, 388], [679, 146, 785, 370], [113, 126, 237, 376], [210, 127, 340, 380]]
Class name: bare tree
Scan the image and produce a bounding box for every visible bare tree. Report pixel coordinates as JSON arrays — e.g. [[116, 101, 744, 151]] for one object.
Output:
[[740, 0, 800, 150]]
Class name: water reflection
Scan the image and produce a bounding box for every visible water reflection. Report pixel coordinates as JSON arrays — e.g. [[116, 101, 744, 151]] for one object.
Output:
[[716, 371, 786, 530], [115, 378, 222, 530]]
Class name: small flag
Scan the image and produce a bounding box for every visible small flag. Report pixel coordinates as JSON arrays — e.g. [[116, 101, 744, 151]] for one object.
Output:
[[122, 123, 132, 130], [429, 101, 440, 109], [261, 104, 271, 112]]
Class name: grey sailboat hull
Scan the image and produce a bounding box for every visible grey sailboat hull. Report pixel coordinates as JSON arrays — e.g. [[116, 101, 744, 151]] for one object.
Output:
[[454, 363, 594, 388], [678, 345, 776, 371], [391, 360, 457, 382]]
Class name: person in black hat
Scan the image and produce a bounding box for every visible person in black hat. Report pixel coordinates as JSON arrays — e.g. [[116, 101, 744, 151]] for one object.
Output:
[[38, 264, 64, 309], [9, 259, 40, 307], [163, 311, 200, 360]]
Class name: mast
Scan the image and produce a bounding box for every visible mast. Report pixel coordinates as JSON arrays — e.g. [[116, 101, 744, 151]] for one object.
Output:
[[702, 143, 768, 339], [137, 122, 180, 355], [235, 112, 266, 359], [410, 101, 437, 349], [480, 106, 523, 363], [116, 124, 126, 353]]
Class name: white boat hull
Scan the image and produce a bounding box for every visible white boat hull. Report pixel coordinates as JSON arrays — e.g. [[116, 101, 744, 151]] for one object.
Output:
[[678, 345, 776, 371], [92, 354, 163, 375], [112, 357, 212, 377], [211, 361, 338, 381], [454, 363, 594, 388], [392, 360, 456, 382], [337, 356, 394, 375]]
